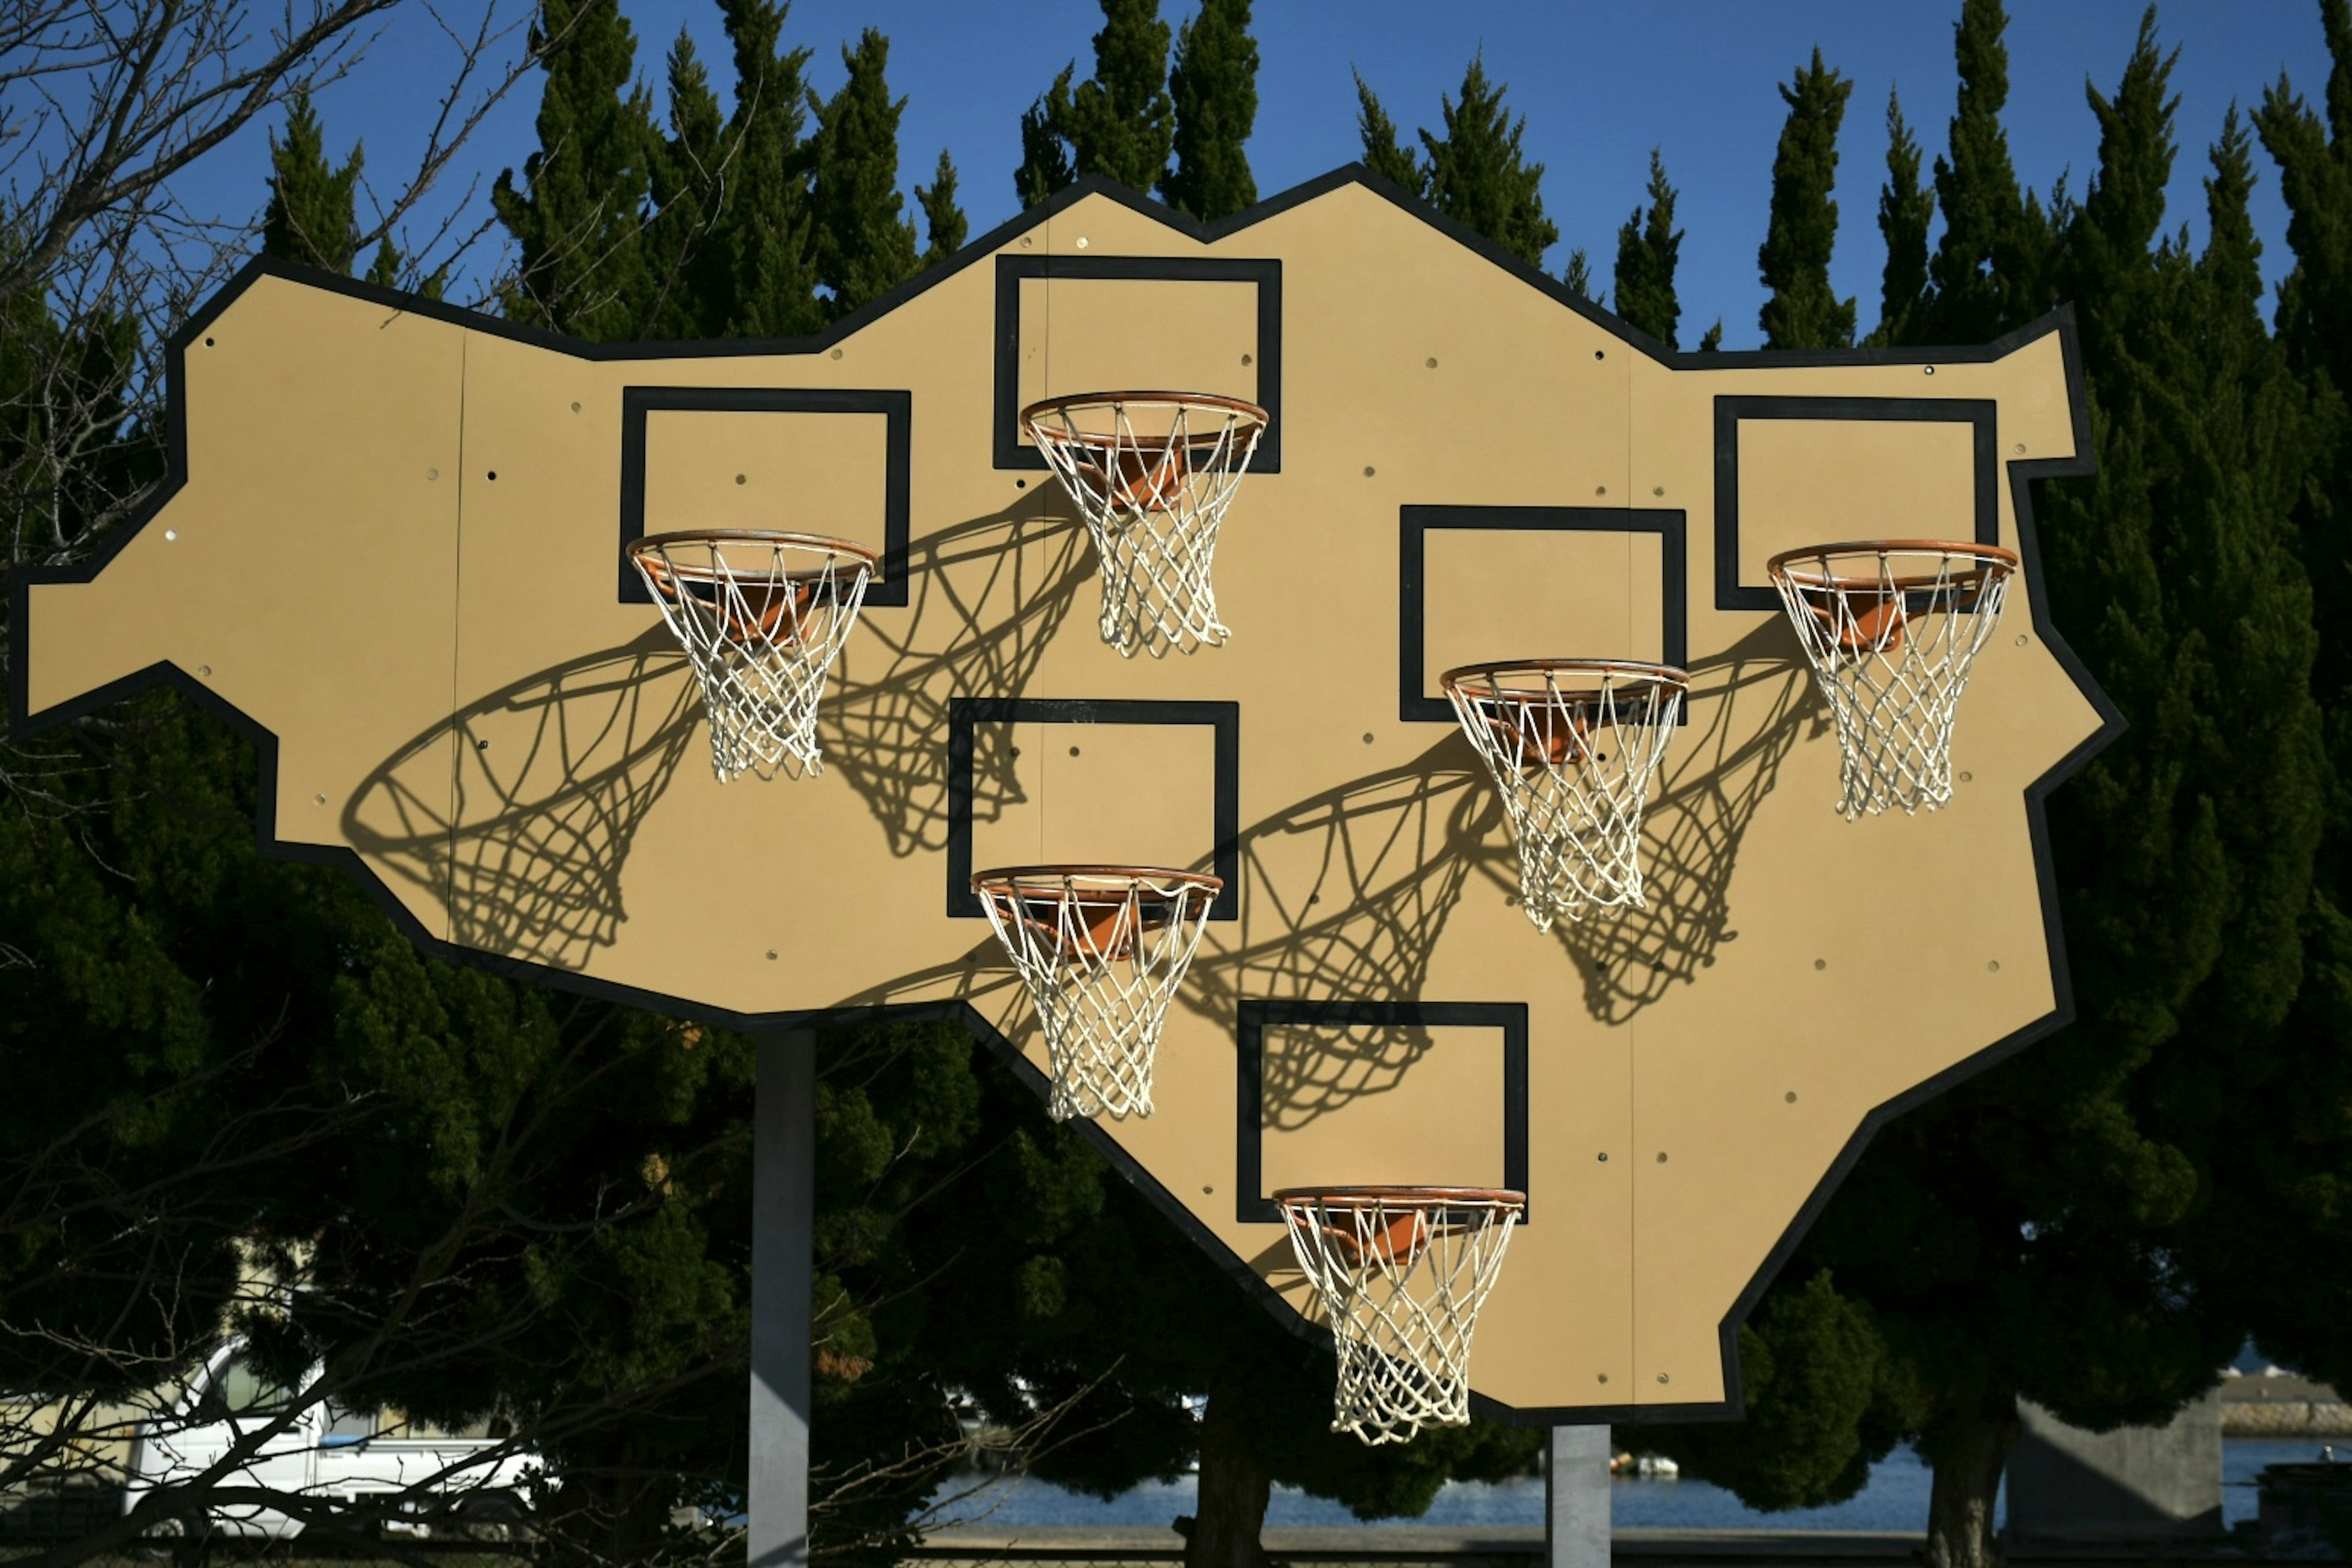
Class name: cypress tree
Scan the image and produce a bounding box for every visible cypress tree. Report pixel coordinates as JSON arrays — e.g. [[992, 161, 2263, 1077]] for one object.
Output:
[[1921, 0, 2027, 342], [491, 0, 658, 342], [1613, 149, 1683, 347], [1871, 89, 1935, 344], [2228, 0, 2352, 1396], [1160, 0, 1258, 220], [1417, 56, 1559, 269], [1353, 73, 1425, 194], [641, 30, 726, 339], [1064, 0, 1176, 191], [807, 28, 919, 320], [2064, 9, 2179, 365], [917, 151, 968, 268], [712, 0, 821, 337], [1014, 69, 1077, 209], [1562, 247, 1595, 303], [1757, 48, 1857, 350], [263, 89, 362, 273]]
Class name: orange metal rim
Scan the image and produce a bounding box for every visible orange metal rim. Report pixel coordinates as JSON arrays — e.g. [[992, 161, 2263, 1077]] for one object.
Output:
[[1765, 538, 2020, 593], [1019, 390, 1272, 428], [971, 864, 1225, 894], [1439, 658, 1690, 697], [627, 527, 881, 568], [1272, 1186, 1528, 1209]]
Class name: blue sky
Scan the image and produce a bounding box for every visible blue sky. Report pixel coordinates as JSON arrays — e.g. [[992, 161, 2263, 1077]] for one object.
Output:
[[167, 1, 2332, 347]]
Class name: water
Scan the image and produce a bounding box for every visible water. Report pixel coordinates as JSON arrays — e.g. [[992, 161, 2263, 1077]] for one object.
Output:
[[934, 1439, 2332, 1534]]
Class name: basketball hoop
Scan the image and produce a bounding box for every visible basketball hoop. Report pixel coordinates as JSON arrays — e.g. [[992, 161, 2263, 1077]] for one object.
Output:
[[1442, 660, 1688, 930], [1766, 540, 2019, 818], [1020, 392, 1269, 657], [1276, 1186, 1525, 1445], [973, 865, 1222, 1121], [626, 530, 876, 782]]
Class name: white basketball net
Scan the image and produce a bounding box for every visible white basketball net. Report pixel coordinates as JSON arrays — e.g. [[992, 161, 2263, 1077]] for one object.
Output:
[[1022, 395, 1267, 657], [1769, 543, 2017, 818], [1445, 663, 1687, 931], [974, 869, 1220, 1121], [628, 532, 875, 783], [1278, 1189, 1524, 1446]]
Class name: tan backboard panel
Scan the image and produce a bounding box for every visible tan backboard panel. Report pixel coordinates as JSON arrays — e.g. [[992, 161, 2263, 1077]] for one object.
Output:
[[1014, 274, 1261, 424], [17, 172, 2108, 1423], [1735, 417, 1978, 586], [643, 408, 893, 551], [1422, 526, 1668, 693], [1257, 1023, 1507, 1193], [969, 720, 1220, 873]]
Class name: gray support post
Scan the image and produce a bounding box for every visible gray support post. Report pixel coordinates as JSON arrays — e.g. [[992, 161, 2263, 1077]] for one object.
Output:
[[1547, 1424, 1610, 1568], [749, 1030, 817, 1567]]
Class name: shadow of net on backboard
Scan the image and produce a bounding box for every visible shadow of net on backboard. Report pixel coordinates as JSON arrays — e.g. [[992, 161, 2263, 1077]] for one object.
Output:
[[820, 495, 1091, 858], [1512, 619, 1823, 1024], [345, 631, 701, 970], [1182, 740, 1509, 1126]]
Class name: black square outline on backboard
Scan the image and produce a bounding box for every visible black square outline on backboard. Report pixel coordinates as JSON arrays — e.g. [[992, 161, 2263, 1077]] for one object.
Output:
[[1712, 396, 1997, 612], [945, 696, 1240, 921], [1234, 1000, 1530, 1225], [617, 385, 913, 606], [1398, 506, 1690, 725], [993, 255, 1284, 473]]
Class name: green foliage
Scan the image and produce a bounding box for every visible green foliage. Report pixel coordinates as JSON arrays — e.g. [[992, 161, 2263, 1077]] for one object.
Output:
[[642, 29, 728, 339], [1065, 0, 1176, 191], [1161, 0, 1258, 220], [1652, 1272, 1913, 1509], [714, 0, 823, 337], [809, 29, 920, 319], [1919, 0, 2043, 342], [1757, 48, 1856, 349], [1613, 149, 1683, 347], [491, 0, 658, 341], [1561, 246, 1594, 303], [1871, 89, 1935, 344], [1015, 69, 1078, 209], [1417, 56, 1559, 270], [917, 151, 968, 268], [1353, 72, 1423, 194], [263, 90, 362, 273]]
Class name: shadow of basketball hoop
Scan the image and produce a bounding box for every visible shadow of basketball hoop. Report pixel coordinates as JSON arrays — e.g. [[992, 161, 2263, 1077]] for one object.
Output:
[[820, 494, 1091, 856], [1511, 620, 1822, 1024], [1181, 742, 1506, 1124], [345, 630, 701, 969]]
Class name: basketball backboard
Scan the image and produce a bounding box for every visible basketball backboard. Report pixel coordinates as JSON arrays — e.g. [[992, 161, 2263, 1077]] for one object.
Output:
[[13, 168, 2113, 1421]]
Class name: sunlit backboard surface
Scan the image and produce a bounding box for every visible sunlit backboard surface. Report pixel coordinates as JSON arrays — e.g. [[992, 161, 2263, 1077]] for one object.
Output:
[[14, 169, 2114, 1421]]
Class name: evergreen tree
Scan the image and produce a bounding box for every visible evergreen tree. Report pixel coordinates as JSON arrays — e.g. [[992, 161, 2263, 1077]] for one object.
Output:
[[1014, 69, 1077, 209], [917, 150, 968, 268], [2230, 0, 2352, 1398], [1562, 246, 1595, 303], [1353, 72, 1425, 194], [1697, 319, 1724, 350], [712, 0, 822, 337], [641, 29, 726, 339], [1065, 0, 1176, 191], [491, 0, 658, 342], [1613, 148, 1683, 347], [1871, 89, 1935, 345], [1920, 0, 2029, 341], [1648, 25, 2331, 1568], [1417, 56, 1559, 269], [1757, 47, 1857, 350], [1160, 0, 1258, 220], [263, 89, 363, 273], [808, 28, 919, 320]]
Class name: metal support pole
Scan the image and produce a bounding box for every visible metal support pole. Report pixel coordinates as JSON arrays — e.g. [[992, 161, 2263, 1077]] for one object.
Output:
[[749, 1030, 816, 1567], [1547, 1424, 1610, 1568]]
